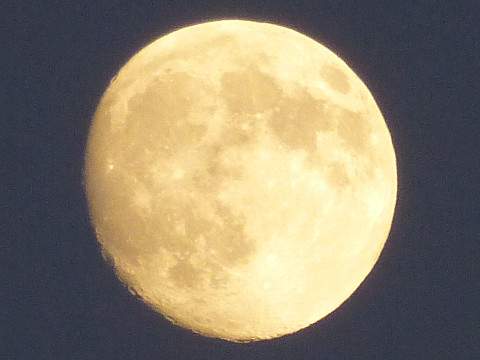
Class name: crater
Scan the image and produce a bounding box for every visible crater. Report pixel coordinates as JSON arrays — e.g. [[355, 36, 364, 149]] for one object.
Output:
[[168, 259, 200, 288], [147, 192, 256, 289], [141, 33, 238, 76]]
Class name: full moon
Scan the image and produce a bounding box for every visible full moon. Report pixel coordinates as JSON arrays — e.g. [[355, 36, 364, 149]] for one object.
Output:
[[85, 20, 397, 342]]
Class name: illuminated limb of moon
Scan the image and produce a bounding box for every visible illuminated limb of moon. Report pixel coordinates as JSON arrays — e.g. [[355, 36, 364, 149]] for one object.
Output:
[[85, 20, 397, 341]]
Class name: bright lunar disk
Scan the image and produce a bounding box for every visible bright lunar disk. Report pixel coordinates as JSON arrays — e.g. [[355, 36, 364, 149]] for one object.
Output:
[[85, 20, 397, 342]]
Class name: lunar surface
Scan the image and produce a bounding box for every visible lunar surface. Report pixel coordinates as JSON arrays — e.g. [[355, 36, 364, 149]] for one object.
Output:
[[85, 20, 397, 342]]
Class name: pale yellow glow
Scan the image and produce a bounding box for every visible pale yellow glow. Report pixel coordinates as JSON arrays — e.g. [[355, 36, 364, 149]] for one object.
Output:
[[85, 20, 397, 342]]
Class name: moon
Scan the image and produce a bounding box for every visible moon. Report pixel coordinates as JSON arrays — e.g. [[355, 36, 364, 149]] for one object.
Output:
[[85, 20, 397, 342]]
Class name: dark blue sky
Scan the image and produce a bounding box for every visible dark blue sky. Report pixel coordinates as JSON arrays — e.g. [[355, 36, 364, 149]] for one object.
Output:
[[5, 1, 479, 359]]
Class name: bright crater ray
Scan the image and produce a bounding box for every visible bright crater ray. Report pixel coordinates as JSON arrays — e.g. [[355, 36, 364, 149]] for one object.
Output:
[[85, 20, 397, 342]]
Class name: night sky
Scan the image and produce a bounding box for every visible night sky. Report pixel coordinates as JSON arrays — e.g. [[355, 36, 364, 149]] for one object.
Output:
[[5, 1, 479, 359]]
